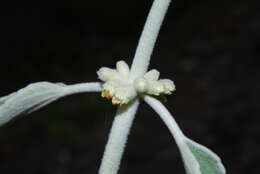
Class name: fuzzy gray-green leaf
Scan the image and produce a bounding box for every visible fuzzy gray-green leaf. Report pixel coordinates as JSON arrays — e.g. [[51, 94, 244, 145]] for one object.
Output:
[[0, 82, 67, 126], [186, 138, 226, 174]]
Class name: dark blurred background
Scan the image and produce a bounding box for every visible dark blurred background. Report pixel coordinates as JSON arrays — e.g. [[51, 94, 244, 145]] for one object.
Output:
[[0, 0, 259, 173]]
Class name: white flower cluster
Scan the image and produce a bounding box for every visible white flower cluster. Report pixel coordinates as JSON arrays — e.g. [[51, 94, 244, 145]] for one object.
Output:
[[134, 69, 175, 95], [97, 60, 175, 105], [97, 61, 136, 105]]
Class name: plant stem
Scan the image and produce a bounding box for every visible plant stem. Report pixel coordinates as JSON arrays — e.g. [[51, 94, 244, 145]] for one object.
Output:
[[143, 96, 185, 145], [64, 82, 101, 94], [98, 99, 140, 174], [130, 0, 172, 81]]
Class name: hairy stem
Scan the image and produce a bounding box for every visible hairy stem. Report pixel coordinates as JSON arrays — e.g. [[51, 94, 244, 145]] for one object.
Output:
[[64, 82, 102, 94], [98, 99, 140, 174], [143, 96, 184, 144], [130, 0, 172, 81]]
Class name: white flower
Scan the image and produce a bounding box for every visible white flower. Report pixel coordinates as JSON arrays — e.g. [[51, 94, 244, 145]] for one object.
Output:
[[97, 61, 137, 105], [97, 61, 175, 105], [135, 69, 176, 95]]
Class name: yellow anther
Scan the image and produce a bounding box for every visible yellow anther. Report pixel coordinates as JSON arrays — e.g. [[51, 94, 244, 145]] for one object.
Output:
[[101, 90, 112, 99]]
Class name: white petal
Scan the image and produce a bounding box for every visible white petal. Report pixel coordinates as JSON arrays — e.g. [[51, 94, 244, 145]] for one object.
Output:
[[114, 86, 137, 104], [116, 60, 130, 77], [147, 80, 164, 95], [144, 69, 160, 81], [159, 79, 176, 94], [102, 81, 116, 96], [97, 67, 118, 81]]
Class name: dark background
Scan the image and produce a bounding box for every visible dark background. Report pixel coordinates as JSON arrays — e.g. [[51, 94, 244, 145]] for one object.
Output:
[[0, 0, 259, 173]]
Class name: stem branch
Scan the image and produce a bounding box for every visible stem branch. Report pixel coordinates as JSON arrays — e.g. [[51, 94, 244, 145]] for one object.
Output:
[[98, 99, 140, 174], [130, 0, 172, 81]]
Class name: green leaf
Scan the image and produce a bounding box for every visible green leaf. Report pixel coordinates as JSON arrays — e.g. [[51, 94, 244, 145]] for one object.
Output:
[[179, 138, 226, 174], [0, 82, 101, 127], [0, 82, 67, 126]]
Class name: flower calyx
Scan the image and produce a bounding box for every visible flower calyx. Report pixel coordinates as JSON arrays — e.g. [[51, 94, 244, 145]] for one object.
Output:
[[97, 60, 175, 105]]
